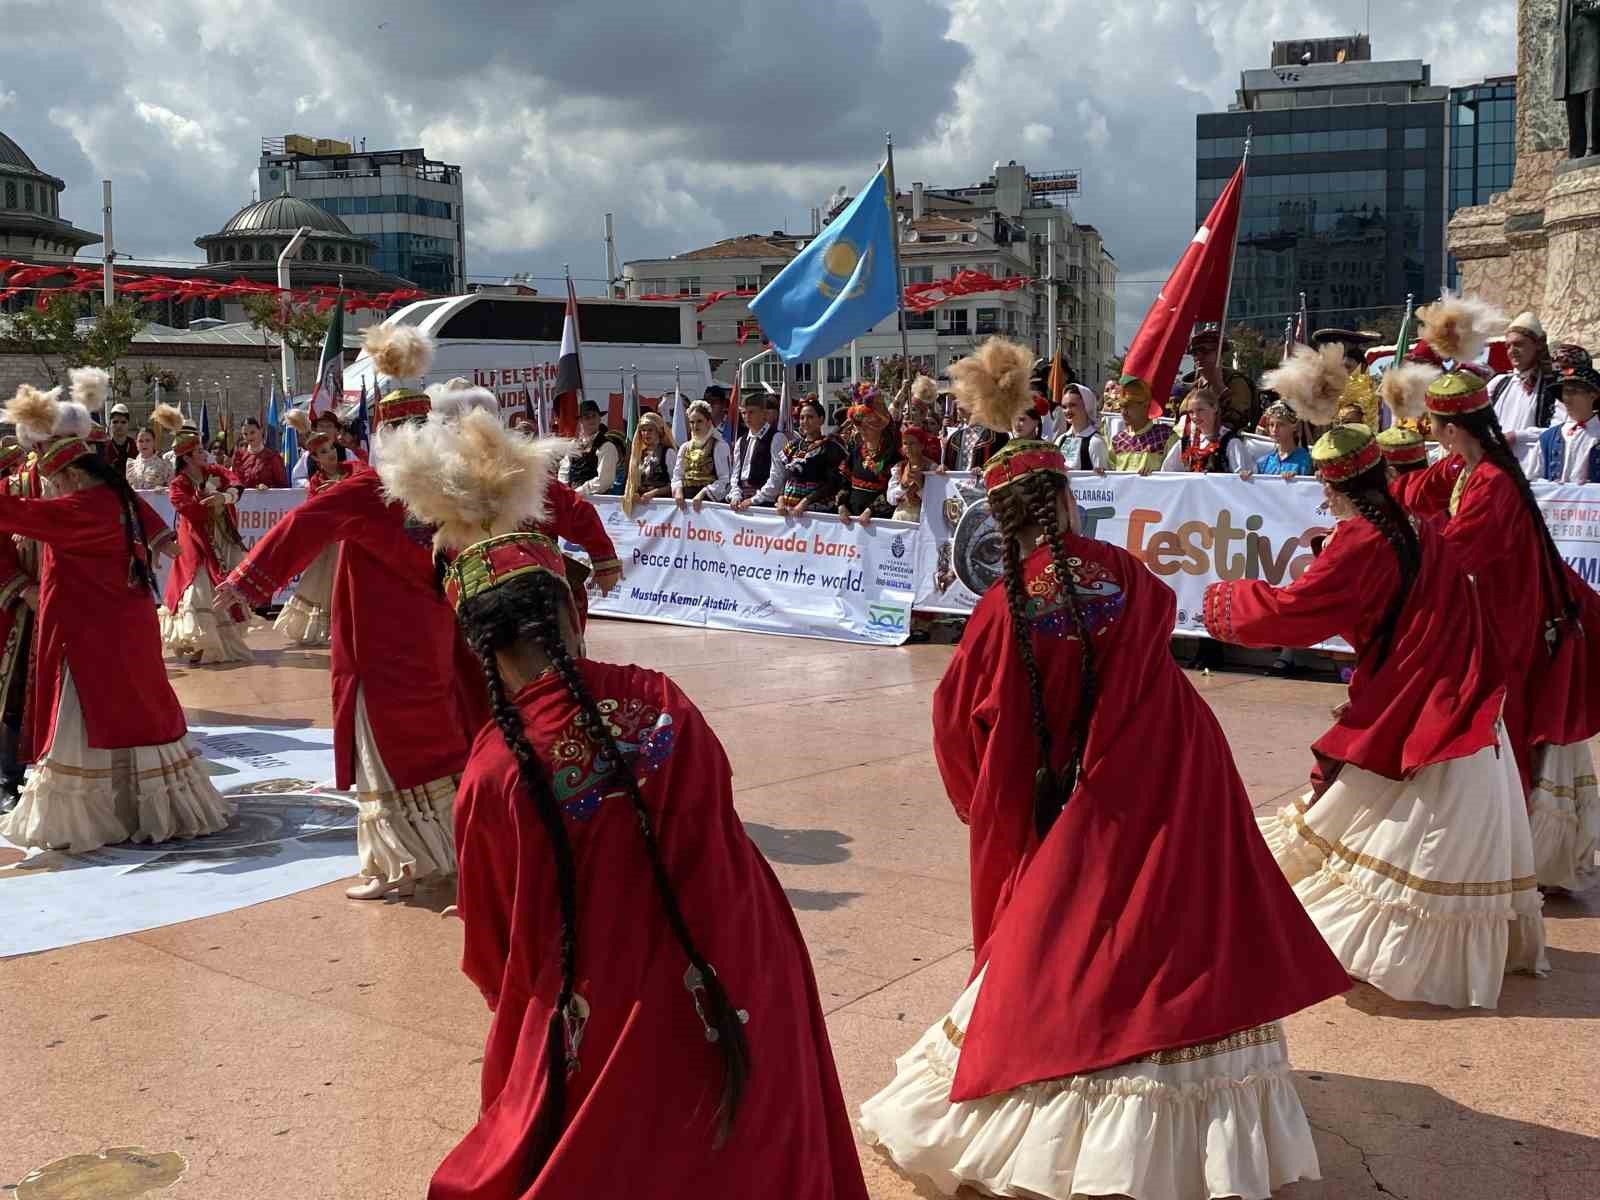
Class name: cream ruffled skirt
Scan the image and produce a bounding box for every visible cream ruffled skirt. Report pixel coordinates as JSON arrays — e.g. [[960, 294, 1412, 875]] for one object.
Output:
[[272, 545, 335, 647], [0, 670, 229, 854], [1258, 722, 1547, 1009], [1529, 741, 1599, 893], [859, 967, 1319, 1200], [161, 542, 251, 664], [352, 689, 457, 884]]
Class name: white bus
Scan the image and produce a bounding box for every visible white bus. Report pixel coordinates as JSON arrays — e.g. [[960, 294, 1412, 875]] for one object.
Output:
[[341, 292, 715, 425]]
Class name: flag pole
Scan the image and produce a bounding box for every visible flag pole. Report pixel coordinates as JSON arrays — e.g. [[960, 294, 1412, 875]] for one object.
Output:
[[883, 132, 914, 386], [1213, 127, 1251, 353]]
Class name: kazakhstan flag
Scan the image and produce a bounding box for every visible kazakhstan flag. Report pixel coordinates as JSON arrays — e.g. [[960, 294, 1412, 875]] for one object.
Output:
[[750, 164, 899, 364]]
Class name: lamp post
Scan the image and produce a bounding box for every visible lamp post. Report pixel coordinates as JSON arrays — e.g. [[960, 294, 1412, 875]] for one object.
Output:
[[277, 227, 311, 395]]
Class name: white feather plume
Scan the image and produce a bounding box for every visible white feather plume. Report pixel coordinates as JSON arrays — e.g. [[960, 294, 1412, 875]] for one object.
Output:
[[1417, 291, 1505, 364], [1262, 344, 1349, 426], [426, 382, 501, 423], [362, 323, 435, 382], [68, 366, 111, 414], [6, 384, 61, 448], [1379, 362, 1441, 422], [53, 401, 94, 439]]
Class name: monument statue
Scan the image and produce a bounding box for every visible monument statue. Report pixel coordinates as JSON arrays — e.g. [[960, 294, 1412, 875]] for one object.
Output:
[[1556, 0, 1600, 157]]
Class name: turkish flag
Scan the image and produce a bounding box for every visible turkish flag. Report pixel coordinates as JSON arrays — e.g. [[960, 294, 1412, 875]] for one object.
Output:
[[553, 277, 584, 436], [1121, 161, 1245, 419]]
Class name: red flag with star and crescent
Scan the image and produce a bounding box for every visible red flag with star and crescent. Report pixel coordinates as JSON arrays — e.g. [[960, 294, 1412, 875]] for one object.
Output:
[[1120, 161, 1245, 419]]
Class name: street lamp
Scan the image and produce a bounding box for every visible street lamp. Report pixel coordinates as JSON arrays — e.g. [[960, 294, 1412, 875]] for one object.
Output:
[[277, 226, 312, 395]]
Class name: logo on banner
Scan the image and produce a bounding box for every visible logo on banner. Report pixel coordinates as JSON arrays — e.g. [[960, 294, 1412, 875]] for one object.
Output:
[[866, 603, 908, 632], [890, 534, 907, 559]]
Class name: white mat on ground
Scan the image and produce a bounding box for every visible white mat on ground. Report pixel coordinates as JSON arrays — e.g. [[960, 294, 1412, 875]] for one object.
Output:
[[0, 724, 356, 959]]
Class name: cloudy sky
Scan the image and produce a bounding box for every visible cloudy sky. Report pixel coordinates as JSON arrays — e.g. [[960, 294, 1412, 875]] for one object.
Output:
[[2, 0, 1514, 345]]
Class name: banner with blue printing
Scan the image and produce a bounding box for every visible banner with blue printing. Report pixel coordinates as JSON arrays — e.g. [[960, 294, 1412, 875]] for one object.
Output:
[[568, 497, 921, 645], [749, 163, 900, 363]]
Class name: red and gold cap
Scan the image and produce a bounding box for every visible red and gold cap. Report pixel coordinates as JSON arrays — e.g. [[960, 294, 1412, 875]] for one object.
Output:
[[0, 442, 24, 474], [374, 388, 433, 429], [442, 531, 570, 612], [1311, 423, 1382, 483], [1376, 426, 1428, 466], [304, 430, 335, 454], [35, 435, 95, 479], [172, 429, 202, 456], [981, 436, 1067, 494], [1424, 369, 1492, 417]]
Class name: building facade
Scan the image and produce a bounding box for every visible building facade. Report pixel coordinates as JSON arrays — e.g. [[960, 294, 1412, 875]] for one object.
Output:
[[259, 136, 465, 295], [621, 160, 1116, 393], [1196, 41, 1447, 337], [1447, 75, 1517, 287]]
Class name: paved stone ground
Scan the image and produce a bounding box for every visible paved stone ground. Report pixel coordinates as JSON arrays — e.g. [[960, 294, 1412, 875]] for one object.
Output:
[[1, 621, 1595, 1199]]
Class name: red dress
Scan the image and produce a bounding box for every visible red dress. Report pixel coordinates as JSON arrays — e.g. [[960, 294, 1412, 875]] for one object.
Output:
[[1203, 518, 1507, 784], [931, 536, 1348, 1101], [434, 661, 866, 1200], [1396, 456, 1600, 784], [164, 466, 247, 622], [225, 465, 468, 790], [0, 487, 181, 754], [231, 445, 289, 490]]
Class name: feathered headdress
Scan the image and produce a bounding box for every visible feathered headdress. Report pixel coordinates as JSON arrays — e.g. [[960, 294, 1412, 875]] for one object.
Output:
[[1262, 344, 1349, 426], [362, 323, 435, 383], [1416, 292, 1505, 364], [377, 407, 568, 553], [911, 375, 938, 405], [148, 403, 185, 436], [6, 384, 62, 449], [69, 366, 111, 415], [425, 380, 501, 423], [949, 337, 1034, 433], [282, 408, 312, 437], [1379, 362, 1441, 422]]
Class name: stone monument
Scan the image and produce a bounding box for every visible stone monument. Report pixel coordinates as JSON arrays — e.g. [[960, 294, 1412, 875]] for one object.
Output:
[[1450, 0, 1600, 347]]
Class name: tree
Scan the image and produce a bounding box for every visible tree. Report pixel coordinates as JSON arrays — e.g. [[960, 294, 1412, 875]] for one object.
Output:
[[1224, 323, 1284, 385], [2, 294, 145, 385], [242, 293, 330, 364]]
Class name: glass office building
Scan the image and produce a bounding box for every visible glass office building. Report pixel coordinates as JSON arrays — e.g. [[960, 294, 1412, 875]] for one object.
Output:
[[1196, 50, 1447, 335], [1447, 76, 1517, 287]]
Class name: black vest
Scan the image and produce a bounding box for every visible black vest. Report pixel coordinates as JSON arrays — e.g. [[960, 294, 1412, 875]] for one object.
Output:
[[568, 426, 626, 491], [737, 425, 777, 496]]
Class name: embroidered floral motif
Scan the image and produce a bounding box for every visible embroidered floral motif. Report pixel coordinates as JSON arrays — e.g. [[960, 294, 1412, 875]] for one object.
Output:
[[548, 697, 676, 820], [1023, 556, 1125, 639], [1111, 422, 1172, 456]]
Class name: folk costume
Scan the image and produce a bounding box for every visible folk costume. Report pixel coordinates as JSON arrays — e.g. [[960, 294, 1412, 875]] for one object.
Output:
[[1106, 379, 1176, 473], [559, 404, 627, 497], [1206, 424, 1547, 1006], [125, 449, 173, 491], [940, 421, 1007, 472], [1179, 328, 1259, 433], [1537, 350, 1600, 483], [223, 326, 467, 899], [374, 412, 869, 1200], [716, 416, 785, 505], [1395, 371, 1600, 893], [861, 338, 1348, 1200], [1487, 313, 1565, 476], [1160, 424, 1251, 473], [620, 411, 677, 515], [160, 423, 251, 664], [888, 427, 941, 523], [1311, 330, 1386, 430], [273, 416, 347, 648], [0, 442, 35, 809], [1052, 384, 1109, 471], [1376, 426, 1430, 475], [231, 438, 290, 490], [837, 386, 900, 518], [779, 429, 846, 511], [671, 427, 731, 501], [0, 379, 227, 854]]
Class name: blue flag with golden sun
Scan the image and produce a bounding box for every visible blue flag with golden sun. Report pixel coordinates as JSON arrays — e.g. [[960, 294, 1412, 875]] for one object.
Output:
[[750, 164, 899, 364]]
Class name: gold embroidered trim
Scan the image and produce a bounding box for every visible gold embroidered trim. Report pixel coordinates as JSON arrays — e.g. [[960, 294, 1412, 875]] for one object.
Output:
[[1532, 774, 1599, 800], [941, 1018, 1282, 1065], [39, 750, 201, 781], [1289, 811, 1534, 895]]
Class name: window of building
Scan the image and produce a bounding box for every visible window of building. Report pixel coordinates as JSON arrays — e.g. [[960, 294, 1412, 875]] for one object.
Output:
[[4, 181, 15, 208], [22, 183, 33, 211], [303, 245, 316, 261], [940, 308, 969, 335], [676, 276, 701, 297], [733, 274, 759, 291], [1005, 311, 1018, 335], [903, 266, 933, 286], [794, 361, 814, 384], [904, 310, 936, 331], [223, 245, 235, 261], [826, 356, 850, 383], [976, 308, 1000, 335], [640, 277, 667, 294], [240, 244, 254, 261], [1405, 127, 1428, 149]]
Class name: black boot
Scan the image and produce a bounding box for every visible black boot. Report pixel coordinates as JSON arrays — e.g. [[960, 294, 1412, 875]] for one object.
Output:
[[0, 774, 22, 815]]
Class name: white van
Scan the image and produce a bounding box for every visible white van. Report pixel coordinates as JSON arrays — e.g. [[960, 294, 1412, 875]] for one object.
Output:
[[340, 292, 715, 423]]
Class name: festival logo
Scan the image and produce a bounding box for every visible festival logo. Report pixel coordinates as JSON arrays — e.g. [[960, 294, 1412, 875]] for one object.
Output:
[[866, 603, 909, 633], [890, 533, 907, 559]]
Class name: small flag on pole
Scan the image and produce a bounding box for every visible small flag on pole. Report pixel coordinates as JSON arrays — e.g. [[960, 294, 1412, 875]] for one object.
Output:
[[355, 377, 370, 450], [777, 371, 792, 437], [200, 397, 211, 447], [310, 291, 346, 417], [553, 274, 585, 436], [625, 367, 640, 444]]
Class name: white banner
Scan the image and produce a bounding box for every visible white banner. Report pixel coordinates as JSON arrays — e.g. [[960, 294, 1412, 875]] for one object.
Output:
[[139, 487, 307, 604], [574, 497, 921, 645], [914, 471, 1600, 637]]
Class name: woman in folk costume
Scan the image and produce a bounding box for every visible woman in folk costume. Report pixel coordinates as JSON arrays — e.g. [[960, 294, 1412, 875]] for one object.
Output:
[[0, 381, 228, 853], [860, 337, 1350, 1200], [215, 324, 468, 900], [0, 440, 35, 813], [376, 410, 869, 1200], [621, 410, 677, 514], [776, 397, 847, 516], [230, 415, 290, 489], [1204, 421, 1546, 1006], [1394, 297, 1600, 894], [836, 383, 900, 523], [270, 408, 351, 648], [888, 424, 942, 523], [1052, 383, 1108, 471], [1160, 385, 1255, 475], [159, 403, 252, 665], [670, 399, 731, 509]]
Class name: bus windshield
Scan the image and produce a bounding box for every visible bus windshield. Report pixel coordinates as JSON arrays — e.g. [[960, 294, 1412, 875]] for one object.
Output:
[[434, 298, 683, 345]]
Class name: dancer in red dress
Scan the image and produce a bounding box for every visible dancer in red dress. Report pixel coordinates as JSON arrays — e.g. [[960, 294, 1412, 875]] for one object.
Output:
[[0, 380, 227, 853], [0, 440, 34, 812], [160, 411, 251, 664], [269, 410, 351, 648], [377, 408, 868, 1200], [230, 415, 290, 489], [1205, 423, 1546, 1006], [216, 324, 467, 899], [860, 338, 1349, 1200], [1394, 366, 1600, 894]]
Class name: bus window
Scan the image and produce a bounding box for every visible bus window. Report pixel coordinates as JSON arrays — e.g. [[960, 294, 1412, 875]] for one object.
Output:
[[394, 300, 450, 328], [435, 297, 683, 345]]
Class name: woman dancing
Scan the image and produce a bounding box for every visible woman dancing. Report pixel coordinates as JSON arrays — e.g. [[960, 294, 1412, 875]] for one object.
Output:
[[859, 337, 1349, 1200], [271, 409, 352, 648], [377, 409, 868, 1200], [0, 379, 227, 853]]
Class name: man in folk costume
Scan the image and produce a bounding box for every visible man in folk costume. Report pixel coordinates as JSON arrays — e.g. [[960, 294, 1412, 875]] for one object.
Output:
[[940, 396, 1008, 472], [1536, 344, 1600, 483], [105, 402, 137, 476], [1106, 376, 1177, 473], [215, 325, 469, 900], [1487, 311, 1566, 476], [716, 386, 786, 510], [559, 400, 627, 497], [0, 381, 228, 854], [860, 336, 1349, 1200], [1310, 329, 1384, 429], [1180, 326, 1259, 434]]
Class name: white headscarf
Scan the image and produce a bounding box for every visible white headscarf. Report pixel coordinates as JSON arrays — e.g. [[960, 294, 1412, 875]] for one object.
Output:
[[1068, 383, 1100, 428]]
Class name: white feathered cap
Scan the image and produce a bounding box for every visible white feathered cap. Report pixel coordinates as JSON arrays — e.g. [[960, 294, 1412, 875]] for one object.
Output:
[[5, 384, 63, 449], [426, 379, 502, 423], [68, 366, 111, 414]]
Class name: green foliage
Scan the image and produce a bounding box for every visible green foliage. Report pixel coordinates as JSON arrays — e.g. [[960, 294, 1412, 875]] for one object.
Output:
[[3, 295, 145, 385], [241, 293, 330, 364], [1225, 323, 1284, 385]]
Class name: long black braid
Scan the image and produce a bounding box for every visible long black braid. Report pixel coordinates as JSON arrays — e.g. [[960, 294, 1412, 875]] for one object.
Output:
[[72, 453, 158, 595], [1445, 407, 1579, 640], [456, 571, 749, 1178], [989, 468, 1099, 837], [1332, 460, 1421, 671]]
